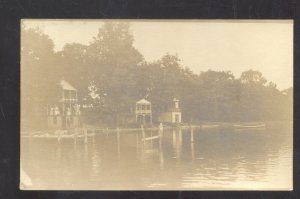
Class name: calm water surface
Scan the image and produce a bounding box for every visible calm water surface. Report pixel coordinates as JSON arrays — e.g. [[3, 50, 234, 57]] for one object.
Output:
[[21, 125, 292, 190]]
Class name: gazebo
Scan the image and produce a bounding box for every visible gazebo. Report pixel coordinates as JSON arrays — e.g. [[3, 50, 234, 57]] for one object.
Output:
[[135, 98, 152, 125]]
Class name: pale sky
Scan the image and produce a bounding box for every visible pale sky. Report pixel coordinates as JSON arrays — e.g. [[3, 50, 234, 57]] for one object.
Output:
[[22, 19, 293, 90]]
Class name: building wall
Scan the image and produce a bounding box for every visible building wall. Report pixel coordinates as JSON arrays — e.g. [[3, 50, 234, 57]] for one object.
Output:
[[159, 111, 182, 123], [172, 112, 182, 123]]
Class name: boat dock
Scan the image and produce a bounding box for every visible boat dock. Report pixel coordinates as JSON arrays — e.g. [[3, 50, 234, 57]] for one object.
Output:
[[21, 122, 266, 144]]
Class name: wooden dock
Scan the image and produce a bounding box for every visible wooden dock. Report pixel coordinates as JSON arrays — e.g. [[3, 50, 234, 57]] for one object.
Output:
[[21, 122, 266, 143]]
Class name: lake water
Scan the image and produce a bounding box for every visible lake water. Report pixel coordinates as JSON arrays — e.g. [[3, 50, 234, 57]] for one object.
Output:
[[21, 125, 292, 190]]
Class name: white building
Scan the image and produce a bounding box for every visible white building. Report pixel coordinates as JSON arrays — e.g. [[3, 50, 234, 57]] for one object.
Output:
[[135, 98, 152, 125], [158, 98, 182, 124]]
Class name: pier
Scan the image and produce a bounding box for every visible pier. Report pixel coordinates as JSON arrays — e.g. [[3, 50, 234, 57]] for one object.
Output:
[[21, 122, 266, 146]]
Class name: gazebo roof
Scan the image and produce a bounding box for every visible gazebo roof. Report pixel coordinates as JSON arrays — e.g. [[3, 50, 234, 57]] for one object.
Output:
[[136, 98, 151, 104], [60, 79, 76, 91]]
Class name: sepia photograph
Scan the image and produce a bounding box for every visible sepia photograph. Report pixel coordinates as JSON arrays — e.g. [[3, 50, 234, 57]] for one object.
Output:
[[20, 19, 293, 190]]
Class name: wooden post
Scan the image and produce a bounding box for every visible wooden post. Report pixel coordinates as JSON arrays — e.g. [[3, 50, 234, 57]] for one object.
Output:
[[117, 128, 120, 157], [141, 125, 145, 144], [84, 128, 88, 144], [159, 123, 163, 137], [190, 126, 194, 142], [117, 128, 120, 140], [159, 141, 164, 169], [74, 129, 77, 144], [158, 123, 163, 145], [178, 128, 182, 145], [191, 142, 195, 161], [58, 130, 62, 143]]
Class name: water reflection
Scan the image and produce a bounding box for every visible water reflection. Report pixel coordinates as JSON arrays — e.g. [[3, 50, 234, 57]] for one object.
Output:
[[91, 141, 100, 176], [191, 142, 195, 161], [21, 125, 292, 190]]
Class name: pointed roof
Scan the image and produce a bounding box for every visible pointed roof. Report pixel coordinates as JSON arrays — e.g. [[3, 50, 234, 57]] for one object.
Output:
[[136, 98, 151, 104], [60, 79, 76, 91]]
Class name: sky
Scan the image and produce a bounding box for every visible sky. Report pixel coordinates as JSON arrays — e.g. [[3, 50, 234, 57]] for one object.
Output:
[[22, 19, 293, 90]]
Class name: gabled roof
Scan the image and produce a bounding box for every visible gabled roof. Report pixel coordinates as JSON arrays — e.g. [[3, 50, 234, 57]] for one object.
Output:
[[136, 98, 151, 104], [60, 79, 76, 91]]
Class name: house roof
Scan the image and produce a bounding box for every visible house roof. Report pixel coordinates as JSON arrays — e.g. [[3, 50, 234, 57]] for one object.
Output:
[[136, 98, 151, 104], [60, 79, 76, 91]]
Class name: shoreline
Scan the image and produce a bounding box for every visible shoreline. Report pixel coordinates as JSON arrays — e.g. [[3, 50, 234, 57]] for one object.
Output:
[[20, 120, 292, 138]]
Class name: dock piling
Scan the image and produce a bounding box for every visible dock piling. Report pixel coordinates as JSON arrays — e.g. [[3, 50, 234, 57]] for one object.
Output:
[[117, 128, 120, 157], [191, 142, 195, 161], [57, 130, 62, 143], [84, 129, 88, 144], [141, 125, 145, 144], [159, 123, 163, 144], [190, 126, 194, 142], [73, 129, 77, 144]]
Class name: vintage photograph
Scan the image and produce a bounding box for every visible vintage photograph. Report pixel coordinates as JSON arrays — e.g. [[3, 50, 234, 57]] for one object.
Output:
[[20, 19, 293, 190]]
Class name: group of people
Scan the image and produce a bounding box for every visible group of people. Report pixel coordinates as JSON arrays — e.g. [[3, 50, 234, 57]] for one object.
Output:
[[49, 106, 61, 116], [48, 104, 81, 116]]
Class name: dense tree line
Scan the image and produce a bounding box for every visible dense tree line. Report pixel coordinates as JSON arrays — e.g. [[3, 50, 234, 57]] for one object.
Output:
[[21, 22, 293, 127]]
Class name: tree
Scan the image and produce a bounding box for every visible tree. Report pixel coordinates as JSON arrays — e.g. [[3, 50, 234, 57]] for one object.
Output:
[[240, 69, 267, 86], [21, 26, 63, 129], [21, 22, 293, 127], [59, 22, 145, 125], [187, 70, 238, 122], [21, 26, 61, 116], [238, 69, 278, 121], [56, 43, 89, 99]]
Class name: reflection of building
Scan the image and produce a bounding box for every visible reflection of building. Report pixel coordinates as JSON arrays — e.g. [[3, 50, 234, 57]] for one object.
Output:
[[47, 79, 81, 129], [135, 99, 152, 125], [158, 98, 181, 124]]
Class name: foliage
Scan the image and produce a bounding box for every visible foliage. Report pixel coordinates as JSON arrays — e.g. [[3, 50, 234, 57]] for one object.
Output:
[[21, 22, 293, 126], [21, 27, 61, 118]]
